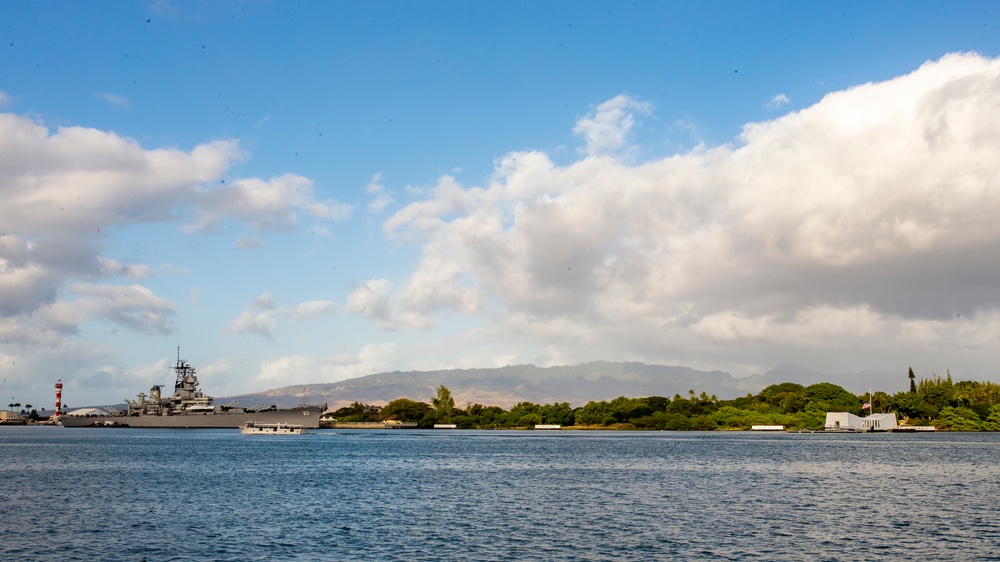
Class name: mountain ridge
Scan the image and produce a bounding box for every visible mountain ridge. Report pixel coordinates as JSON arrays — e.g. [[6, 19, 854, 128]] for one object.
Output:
[[223, 361, 907, 410]]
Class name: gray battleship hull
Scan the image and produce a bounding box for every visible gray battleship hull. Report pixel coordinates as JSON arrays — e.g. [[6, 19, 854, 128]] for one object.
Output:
[[60, 405, 324, 428]]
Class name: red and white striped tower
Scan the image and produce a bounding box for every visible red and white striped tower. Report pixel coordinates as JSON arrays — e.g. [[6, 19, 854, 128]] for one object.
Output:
[[54, 380, 63, 421]]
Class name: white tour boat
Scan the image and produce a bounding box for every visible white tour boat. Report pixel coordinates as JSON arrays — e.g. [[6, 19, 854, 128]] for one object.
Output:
[[240, 421, 307, 435]]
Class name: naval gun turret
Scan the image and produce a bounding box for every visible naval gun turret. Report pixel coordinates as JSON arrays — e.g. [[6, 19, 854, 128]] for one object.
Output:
[[125, 385, 165, 416]]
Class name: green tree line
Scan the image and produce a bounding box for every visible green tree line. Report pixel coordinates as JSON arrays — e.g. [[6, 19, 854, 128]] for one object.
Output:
[[324, 374, 1000, 431]]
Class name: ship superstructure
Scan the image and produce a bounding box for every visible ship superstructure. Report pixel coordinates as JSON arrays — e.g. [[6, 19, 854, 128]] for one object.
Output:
[[126, 350, 216, 416], [61, 348, 325, 428]]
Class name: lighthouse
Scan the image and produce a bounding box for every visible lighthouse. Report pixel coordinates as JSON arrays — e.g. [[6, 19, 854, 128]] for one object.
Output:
[[54, 380, 63, 421]]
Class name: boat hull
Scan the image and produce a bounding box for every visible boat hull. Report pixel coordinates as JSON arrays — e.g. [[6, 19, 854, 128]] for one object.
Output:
[[240, 423, 306, 435], [60, 405, 324, 428]]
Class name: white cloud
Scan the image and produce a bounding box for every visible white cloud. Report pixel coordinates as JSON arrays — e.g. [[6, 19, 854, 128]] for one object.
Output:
[[251, 292, 276, 310], [294, 300, 337, 319], [767, 93, 790, 109], [97, 257, 153, 280], [346, 278, 394, 324], [0, 342, 167, 408], [572, 94, 653, 156], [124, 357, 174, 387], [365, 172, 394, 213], [0, 114, 354, 347], [355, 342, 400, 375], [40, 283, 176, 335], [189, 173, 352, 233], [254, 355, 316, 384], [97, 92, 131, 109], [0, 115, 238, 238], [0, 91, 11, 107], [249, 343, 399, 387], [229, 305, 275, 338], [0, 114, 240, 328], [229, 292, 337, 338], [371, 52, 1000, 375]]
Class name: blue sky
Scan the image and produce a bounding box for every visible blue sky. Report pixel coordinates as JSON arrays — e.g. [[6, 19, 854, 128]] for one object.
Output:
[[3, 1, 1000, 408]]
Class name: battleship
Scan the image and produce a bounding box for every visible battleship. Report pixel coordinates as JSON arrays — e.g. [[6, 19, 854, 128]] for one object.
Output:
[[61, 349, 325, 428]]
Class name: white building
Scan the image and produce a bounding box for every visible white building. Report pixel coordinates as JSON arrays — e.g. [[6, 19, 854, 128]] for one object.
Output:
[[751, 425, 785, 431], [0, 411, 23, 422], [824, 412, 898, 432], [65, 407, 110, 418]]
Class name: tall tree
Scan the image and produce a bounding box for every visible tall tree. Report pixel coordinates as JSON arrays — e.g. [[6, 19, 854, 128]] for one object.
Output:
[[908, 367, 917, 394], [380, 398, 432, 422], [431, 385, 454, 419]]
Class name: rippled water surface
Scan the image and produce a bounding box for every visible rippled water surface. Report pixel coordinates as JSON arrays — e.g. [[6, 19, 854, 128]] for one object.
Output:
[[2, 428, 999, 560]]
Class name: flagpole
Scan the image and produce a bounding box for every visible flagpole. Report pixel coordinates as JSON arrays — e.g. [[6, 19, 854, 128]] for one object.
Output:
[[866, 387, 872, 430]]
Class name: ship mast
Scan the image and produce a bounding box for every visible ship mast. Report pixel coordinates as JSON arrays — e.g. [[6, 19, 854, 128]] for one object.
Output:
[[174, 346, 184, 391], [173, 347, 197, 392]]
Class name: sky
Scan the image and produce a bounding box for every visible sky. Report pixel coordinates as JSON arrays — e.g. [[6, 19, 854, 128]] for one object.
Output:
[[3, 1, 1000, 409]]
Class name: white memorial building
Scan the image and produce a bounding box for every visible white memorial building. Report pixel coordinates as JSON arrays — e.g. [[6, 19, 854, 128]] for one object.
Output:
[[824, 412, 898, 432]]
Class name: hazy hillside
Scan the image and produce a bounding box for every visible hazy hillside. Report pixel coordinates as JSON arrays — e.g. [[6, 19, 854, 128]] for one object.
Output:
[[749, 363, 909, 395], [223, 362, 905, 410]]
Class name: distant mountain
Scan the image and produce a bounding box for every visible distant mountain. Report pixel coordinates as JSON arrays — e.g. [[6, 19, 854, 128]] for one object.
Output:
[[743, 363, 907, 395], [222, 361, 905, 410]]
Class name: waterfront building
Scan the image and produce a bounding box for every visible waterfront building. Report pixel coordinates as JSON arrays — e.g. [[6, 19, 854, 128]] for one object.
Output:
[[0, 411, 23, 423], [824, 412, 898, 432]]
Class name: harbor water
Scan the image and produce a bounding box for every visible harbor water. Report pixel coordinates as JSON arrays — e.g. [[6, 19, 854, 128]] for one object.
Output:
[[2, 427, 999, 560]]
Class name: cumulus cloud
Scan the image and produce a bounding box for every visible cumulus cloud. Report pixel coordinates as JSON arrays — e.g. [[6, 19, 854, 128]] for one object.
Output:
[[0, 115, 238, 237], [573, 94, 653, 156], [0, 90, 11, 107], [363, 52, 1000, 375], [228, 293, 278, 339], [229, 307, 276, 339], [0, 340, 160, 407], [188, 173, 353, 233], [40, 283, 176, 335], [0, 113, 351, 344], [229, 292, 337, 338], [346, 278, 394, 324], [0, 114, 238, 330], [249, 343, 399, 388]]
